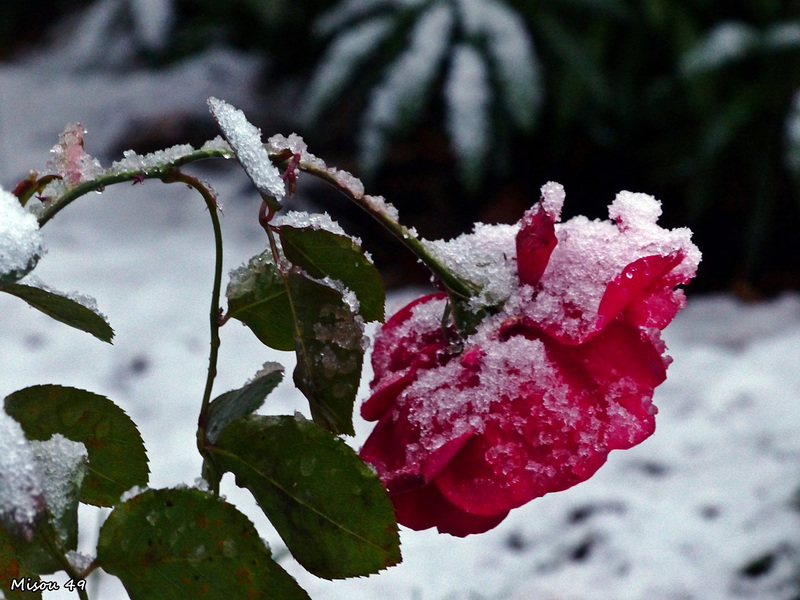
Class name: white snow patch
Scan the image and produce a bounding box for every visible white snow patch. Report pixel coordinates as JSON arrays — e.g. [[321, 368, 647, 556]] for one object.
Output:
[[29, 434, 87, 541], [424, 222, 518, 310], [0, 408, 44, 540], [207, 97, 285, 201], [0, 187, 44, 281], [273, 210, 351, 239], [110, 143, 196, 174]]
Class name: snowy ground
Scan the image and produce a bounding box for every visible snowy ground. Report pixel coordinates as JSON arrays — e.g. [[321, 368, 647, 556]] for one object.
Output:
[[2, 19, 800, 600]]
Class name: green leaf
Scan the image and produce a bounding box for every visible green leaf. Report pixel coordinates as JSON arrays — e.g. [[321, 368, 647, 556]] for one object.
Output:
[[0, 528, 44, 599], [210, 416, 401, 579], [278, 225, 385, 322], [205, 362, 284, 444], [97, 488, 310, 600], [4, 385, 149, 507], [227, 252, 364, 435], [1, 284, 114, 343], [287, 272, 363, 436], [226, 251, 295, 351], [1, 520, 73, 577]]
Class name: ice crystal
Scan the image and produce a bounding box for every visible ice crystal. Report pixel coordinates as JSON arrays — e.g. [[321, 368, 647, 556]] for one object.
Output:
[[47, 123, 104, 187]]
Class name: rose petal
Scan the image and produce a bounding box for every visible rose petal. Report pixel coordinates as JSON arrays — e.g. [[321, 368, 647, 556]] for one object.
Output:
[[596, 253, 683, 331], [516, 203, 558, 286], [391, 483, 508, 536]]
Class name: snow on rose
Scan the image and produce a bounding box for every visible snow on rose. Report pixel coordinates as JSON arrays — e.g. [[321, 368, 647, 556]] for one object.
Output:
[[359, 182, 701, 536]]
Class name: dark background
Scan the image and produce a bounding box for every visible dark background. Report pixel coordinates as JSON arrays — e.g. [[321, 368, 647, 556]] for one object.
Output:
[[3, 0, 800, 296]]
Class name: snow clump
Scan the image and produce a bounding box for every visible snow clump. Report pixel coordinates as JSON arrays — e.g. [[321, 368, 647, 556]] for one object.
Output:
[[207, 97, 285, 201], [0, 187, 44, 283], [0, 408, 44, 540]]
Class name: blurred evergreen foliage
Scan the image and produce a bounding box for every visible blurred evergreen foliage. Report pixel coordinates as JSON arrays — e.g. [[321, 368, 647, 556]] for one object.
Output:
[[3, 0, 800, 292], [0, 0, 93, 57], [165, 0, 339, 73]]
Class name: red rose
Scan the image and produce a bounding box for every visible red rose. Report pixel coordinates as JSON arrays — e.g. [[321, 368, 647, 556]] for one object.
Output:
[[360, 183, 701, 536]]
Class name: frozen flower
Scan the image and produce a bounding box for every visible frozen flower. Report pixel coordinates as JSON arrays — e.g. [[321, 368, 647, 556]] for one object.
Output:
[[47, 123, 104, 187], [360, 183, 700, 536]]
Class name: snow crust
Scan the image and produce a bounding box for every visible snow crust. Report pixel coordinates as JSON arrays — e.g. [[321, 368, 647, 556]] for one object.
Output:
[[0, 187, 44, 281], [273, 210, 351, 239], [110, 143, 195, 174], [428, 183, 700, 340], [207, 97, 285, 200]]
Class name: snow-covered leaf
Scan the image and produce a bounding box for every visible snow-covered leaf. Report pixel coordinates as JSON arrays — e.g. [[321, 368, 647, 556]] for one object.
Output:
[[1, 282, 114, 343], [314, 0, 421, 37], [0, 188, 44, 285], [208, 97, 285, 206], [0, 424, 86, 576], [5, 385, 149, 507], [277, 224, 385, 322], [130, 0, 174, 51], [227, 250, 366, 435], [226, 250, 296, 351], [764, 22, 800, 51], [29, 435, 87, 550], [205, 362, 284, 444], [445, 43, 492, 191], [287, 272, 365, 436], [210, 415, 401, 579]]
